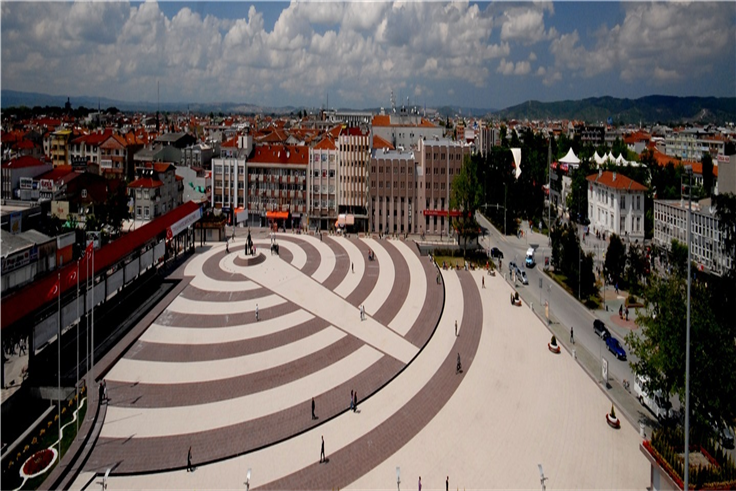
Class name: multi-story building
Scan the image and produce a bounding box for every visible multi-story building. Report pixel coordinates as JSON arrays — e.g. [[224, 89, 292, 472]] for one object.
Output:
[[579, 125, 605, 146], [476, 125, 500, 157], [416, 137, 472, 236], [664, 128, 726, 162], [587, 170, 647, 242], [246, 144, 309, 229], [653, 199, 732, 276], [372, 112, 443, 150], [182, 142, 214, 169], [308, 137, 338, 232], [99, 133, 136, 180], [1, 156, 52, 201], [50, 129, 73, 167], [337, 127, 371, 230], [370, 148, 417, 234], [69, 131, 109, 168], [128, 162, 182, 221], [211, 156, 247, 224]]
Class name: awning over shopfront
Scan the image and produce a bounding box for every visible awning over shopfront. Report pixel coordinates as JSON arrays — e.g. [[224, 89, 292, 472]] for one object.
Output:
[[266, 211, 289, 219]]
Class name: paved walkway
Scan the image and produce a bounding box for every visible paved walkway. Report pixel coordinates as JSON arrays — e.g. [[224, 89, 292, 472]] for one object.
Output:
[[69, 231, 649, 489]]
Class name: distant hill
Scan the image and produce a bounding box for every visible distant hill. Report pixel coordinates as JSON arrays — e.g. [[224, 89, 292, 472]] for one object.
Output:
[[3, 90, 734, 124], [493, 95, 736, 125]]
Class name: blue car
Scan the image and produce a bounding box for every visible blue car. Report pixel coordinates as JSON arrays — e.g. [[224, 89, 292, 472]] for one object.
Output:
[[606, 336, 627, 360]]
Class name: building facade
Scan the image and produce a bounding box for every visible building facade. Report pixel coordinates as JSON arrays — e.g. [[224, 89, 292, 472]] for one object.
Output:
[[653, 199, 732, 276], [587, 170, 647, 242], [370, 148, 417, 235], [416, 138, 471, 236], [211, 156, 247, 224], [128, 162, 183, 221], [372, 113, 443, 150], [308, 137, 338, 231], [337, 127, 371, 230], [1, 156, 52, 201]]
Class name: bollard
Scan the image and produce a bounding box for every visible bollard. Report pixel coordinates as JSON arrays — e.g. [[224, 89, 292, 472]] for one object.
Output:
[[572, 349, 576, 359]]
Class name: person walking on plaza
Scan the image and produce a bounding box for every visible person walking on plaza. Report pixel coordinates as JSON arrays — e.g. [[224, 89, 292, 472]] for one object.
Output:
[[570, 326, 574, 344], [352, 262, 354, 273], [446, 476, 449, 491], [353, 391, 357, 412], [455, 320, 458, 337], [418, 476, 422, 491], [350, 390, 354, 411], [312, 397, 317, 420], [482, 276, 485, 288], [187, 446, 193, 472], [255, 304, 259, 322], [319, 436, 326, 463]]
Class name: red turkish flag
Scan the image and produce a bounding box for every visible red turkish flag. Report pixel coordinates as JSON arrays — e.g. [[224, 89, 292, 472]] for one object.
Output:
[[46, 277, 61, 302], [66, 268, 78, 286], [84, 241, 94, 259]]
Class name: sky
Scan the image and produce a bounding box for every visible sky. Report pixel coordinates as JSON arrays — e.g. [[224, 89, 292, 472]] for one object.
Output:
[[2, 1, 735, 111]]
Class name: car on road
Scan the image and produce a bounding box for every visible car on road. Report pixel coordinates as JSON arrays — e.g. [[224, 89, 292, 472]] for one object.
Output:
[[490, 247, 504, 259], [605, 336, 627, 360], [635, 375, 674, 421], [525, 247, 535, 268], [593, 319, 610, 339], [518, 270, 528, 285]]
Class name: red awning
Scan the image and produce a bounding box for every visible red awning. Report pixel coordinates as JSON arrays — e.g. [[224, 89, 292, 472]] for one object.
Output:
[[2, 201, 202, 330], [422, 209, 464, 217], [266, 211, 289, 219]]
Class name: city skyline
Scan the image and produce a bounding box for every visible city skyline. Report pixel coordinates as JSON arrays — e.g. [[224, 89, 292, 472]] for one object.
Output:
[[2, 1, 735, 110]]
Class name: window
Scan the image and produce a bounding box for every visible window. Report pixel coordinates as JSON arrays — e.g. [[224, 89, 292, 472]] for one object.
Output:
[[136, 206, 141, 218], [144, 206, 150, 218], [81, 189, 87, 198], [621, 195, 625, 210], [636, 195, 641, 210]]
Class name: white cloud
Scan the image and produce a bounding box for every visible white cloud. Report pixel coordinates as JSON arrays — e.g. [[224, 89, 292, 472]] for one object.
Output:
[[499, 5, 555, 44], [497, 58, 531, 76]]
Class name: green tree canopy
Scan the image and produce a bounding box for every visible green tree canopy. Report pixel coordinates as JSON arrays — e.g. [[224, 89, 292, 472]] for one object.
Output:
[[451, 154, 483, 256], [604, 233, 626, 286], [627, 275, 736, 431]]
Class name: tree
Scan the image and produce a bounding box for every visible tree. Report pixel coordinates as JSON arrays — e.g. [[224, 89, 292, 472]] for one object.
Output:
[[670, 239, 689, 276], [626, 275, 736, 432], [701, 153, 714, 197], [451, 155, 483, 256], [604, 233, 626, 287], [624, 242, 647, 294]]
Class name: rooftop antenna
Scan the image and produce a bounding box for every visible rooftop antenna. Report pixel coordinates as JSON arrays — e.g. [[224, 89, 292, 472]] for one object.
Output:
[[390, 89, 396, 114]]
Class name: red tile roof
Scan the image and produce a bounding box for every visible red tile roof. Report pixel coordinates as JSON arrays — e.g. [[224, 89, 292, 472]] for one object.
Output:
[[586, 171, 647, 191], [128, 177, 163, 188], [373, 134, 395, 150], [313, 137, 336, 151], [248, 144, 308, 165], [37, 166, 76, 182], [1, 155, 48, 169]]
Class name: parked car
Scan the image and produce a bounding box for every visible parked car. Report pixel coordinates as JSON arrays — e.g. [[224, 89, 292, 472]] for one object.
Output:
[[605, 336, 627, 360], [593, 319, 610, 339], [490, 247, 504, 259], [635, 375, 674, 421], [518, 270, 528, 285], [712, 418, 735, 449]]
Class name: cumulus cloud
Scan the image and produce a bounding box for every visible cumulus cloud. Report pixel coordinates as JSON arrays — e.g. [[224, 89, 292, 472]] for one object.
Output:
[[497, 58, 531, 76], [545, 2, 734, 86]]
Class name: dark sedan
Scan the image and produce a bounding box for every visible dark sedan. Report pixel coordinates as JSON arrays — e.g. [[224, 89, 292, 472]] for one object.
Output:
[[605, 336, 627, 360], [490, 247, 504, 259], [593, 319, 610, 339]]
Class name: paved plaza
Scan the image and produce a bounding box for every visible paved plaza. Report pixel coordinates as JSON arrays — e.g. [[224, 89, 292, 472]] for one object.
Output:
[[70, 231, 648, 490]]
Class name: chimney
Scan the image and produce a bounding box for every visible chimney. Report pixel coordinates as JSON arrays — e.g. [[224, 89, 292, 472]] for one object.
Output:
[[613, 172, 617, 181], [598, 168, 602, 178]]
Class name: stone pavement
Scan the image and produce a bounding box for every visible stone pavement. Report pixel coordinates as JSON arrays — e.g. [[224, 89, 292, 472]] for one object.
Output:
[[69, 230, 649, 490]]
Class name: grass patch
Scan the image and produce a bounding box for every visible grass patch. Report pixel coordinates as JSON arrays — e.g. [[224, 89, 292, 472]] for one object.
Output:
[[546, 270, 602, 309], [3, 391, 88, 491], [433, 256, 465, 269]]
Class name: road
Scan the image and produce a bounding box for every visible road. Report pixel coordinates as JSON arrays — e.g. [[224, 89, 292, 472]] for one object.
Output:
[[475, 212, 639, 391]]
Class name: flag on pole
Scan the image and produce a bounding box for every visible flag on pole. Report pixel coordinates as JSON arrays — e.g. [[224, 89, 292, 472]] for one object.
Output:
[[66, 267, 78, 287], [84, 241, 94, 258], [46, 276, 61, 302]]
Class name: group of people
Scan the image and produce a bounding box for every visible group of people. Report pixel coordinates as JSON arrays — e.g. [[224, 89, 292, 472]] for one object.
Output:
[[619, 304, 630, 321], [3, 335, 27, 357]]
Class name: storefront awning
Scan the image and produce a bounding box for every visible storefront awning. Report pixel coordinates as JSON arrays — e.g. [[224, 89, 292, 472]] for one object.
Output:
[[266, 211, 289, 219]]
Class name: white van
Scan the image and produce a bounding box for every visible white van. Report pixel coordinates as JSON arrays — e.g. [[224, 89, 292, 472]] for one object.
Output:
[[525, 247, 535, 268], [634, 375, 674, 421]]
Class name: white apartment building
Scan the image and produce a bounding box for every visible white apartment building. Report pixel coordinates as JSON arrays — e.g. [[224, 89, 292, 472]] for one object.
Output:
[[211, 156, 247, 225], [308, 137, 338, 232], [337, 127, 371, 231], [370, 148, 417, 235], [665, 128, 726, 162], [587, 170, 647, 242], [653, 199, 732, 276], [372, 113, 443, 151]]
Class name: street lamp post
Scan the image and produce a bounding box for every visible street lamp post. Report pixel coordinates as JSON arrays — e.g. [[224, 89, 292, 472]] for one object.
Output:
[[504, 183, 507, 236], [684, 166, 693, 491]]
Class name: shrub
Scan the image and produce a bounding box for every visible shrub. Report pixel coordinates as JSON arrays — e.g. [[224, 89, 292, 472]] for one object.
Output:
[[47, 421, 52, 428], [23, 445, 29, 453], [54, 414, 59, 422], [61, 407, 66, 415], [39, 429, 45, 437]]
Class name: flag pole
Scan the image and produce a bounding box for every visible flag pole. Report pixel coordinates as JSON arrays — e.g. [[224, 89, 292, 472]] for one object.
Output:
[[91, 247, 95, 384], [57, 272, 61, 454]]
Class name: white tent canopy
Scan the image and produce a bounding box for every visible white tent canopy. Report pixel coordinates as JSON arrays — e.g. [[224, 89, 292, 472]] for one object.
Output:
[[560, 147, 580, 165]]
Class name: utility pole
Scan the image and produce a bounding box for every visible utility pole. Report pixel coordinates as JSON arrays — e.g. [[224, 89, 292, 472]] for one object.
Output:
[[547, 139, 552, 241], [684, 166, 693, 490]]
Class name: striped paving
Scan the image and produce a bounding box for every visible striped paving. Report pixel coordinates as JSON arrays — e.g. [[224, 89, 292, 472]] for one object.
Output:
[[78, 236, 443, 478]]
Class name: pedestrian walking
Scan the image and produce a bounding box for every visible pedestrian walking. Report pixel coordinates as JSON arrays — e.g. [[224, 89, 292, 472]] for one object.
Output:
[[352, 262, 354, 273], [625, 307, 629, 321], [615, 282, 619, 294], [320, 436, 326, 463], [570, 326, 574, 344], [482, 276, 485, 288], [353, 391, 357, 412], [418, 476, 422, 491], [446, 476, 449, 491], [226, 240, 229, 253], [455, 320, 458, 337], [350, 390, 354, 411], [255, 304, 259, 322], [456, 352, 462, 374], [187, 446, 193, 472], [312, 397, 317, 420], [619, 304, 623, 319]]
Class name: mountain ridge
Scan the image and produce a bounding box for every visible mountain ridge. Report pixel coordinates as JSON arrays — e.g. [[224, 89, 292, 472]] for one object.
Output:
[[2, 90, 734, 125]]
